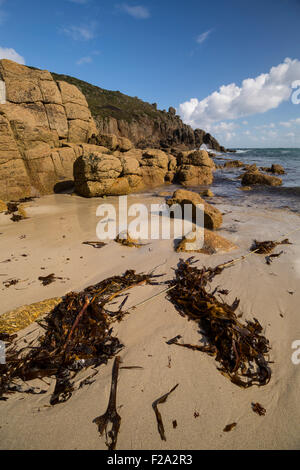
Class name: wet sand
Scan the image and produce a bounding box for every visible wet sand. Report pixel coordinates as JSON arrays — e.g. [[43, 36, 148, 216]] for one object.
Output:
[[0, 192, 300, 449]]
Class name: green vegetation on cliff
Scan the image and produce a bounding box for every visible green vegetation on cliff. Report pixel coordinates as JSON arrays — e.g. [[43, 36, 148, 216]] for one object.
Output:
[[51, 72, 166, 123]]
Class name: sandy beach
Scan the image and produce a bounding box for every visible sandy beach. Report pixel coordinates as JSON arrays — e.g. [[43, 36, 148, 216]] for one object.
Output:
[[0, 192, 300, 450]]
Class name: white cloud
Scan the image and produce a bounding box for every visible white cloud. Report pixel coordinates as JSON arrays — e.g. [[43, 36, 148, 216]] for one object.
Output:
[[0, 46, 25, 64], [179, 58, 300, 129], [76, 56, 93, 65], [280, 117, 300, 127], [117, 3, 150, 19], [61, 22, 97, 40], [196, 30, 212, 44]]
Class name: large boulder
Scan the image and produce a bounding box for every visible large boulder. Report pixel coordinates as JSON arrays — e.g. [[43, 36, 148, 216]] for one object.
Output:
[[73, 153, 144, 197], [260, 164, 285, 175], [177, 165, 214, 186], [167, 189, 223, 230], [176, 149, 214, 186], [0, 59, 98, 200], [222, 160, 244, 169], [176, 229, 237, 254], [179, 149, 215, 169], [241, 170, 282, 186], [141, 148, 169, 169]]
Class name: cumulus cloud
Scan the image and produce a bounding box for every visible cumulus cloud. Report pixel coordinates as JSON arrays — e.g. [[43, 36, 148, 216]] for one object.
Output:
[[179, 58, 300, 129], [117, 3, 150, 19], [196, 30, 212, 44], [61, 22, 97, 40], [0, 46, 25, 64]]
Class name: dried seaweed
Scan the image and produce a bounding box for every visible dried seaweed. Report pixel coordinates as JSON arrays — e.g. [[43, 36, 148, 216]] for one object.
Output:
[[265, 251, 283, 265], [3, 279, 19, 288], [38, 274, 63, 286], [0, 269, 157, 403], [252, 402, 266, 416], [115, 232, 144, 248], [93, 356, 121, 450], [82, 241, 107, 249], [251, 239, 292, 254], [223, 423, 237, 432], [167, 258, 272, 388], [152, 384, 179, 441]]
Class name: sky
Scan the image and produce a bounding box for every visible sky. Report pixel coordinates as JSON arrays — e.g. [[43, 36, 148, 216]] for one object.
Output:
[[0, 0, 300, 148]]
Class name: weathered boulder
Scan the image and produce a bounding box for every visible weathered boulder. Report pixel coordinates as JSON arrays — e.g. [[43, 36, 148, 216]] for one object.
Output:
[[260, 164, 285, 175], [179, 150, 215, 169], [141, 148, 169, 169], [241, 170, 282, 186], [167, 189, 223, 230], [177, 165, 214, 186], [73, 153, 144, 197], [176, 149, 214, 186], [94, 133, 133, 152], [0, 199, 7, 212], [176, 229, 237, 254], [222, 160, 244, 169], [0, 59, 97, 200]]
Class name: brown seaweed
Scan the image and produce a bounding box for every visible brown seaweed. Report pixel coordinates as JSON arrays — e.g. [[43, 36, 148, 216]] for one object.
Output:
[[0, 269, 158, 403], [265, 251, 283, 265], [3, 279, 19, 288], [223, 423, 237, 432], [167, 258, 272, 388], [93, 356, 121, 450], [251, 239, 292, 254], [152, 384, 179, 441], [82, 241, 107, 249], [252, 402, 266, 416], [38, 274, 64, 286]]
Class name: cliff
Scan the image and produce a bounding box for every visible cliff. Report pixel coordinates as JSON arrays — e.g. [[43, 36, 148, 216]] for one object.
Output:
[[0, 59, 223, 201], [51, 72, 224, 152]]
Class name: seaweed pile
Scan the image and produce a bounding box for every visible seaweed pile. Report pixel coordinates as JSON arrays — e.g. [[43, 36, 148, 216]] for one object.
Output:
[[5, 197, 36, 222], [251, 238, 291, 254], [0, 270, 158, 404], [167, 258, 272, 388]]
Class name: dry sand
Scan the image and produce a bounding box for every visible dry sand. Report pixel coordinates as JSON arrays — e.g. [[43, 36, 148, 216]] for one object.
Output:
[[0, 192, 300, 450]]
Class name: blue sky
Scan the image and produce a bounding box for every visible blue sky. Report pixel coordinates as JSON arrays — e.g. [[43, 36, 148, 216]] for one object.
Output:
[[1, 0, 300, 147]]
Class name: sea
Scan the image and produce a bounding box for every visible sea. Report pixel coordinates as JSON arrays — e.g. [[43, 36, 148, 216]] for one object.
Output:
[[206, 148, 300, 213], [150, 148, 300, 213]]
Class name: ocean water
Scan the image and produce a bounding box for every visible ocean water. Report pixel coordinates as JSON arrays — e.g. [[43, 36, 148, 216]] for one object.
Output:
[[209, 148, 300, 212]]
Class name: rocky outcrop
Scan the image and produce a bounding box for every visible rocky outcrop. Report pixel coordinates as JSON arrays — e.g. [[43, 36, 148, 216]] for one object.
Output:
[[0, 60, 223, 201], [166, 189, 223, 230], [222, 160, 244, 169], [51, 72, 224, 152], [0, 59, 97, 200], [260, 164, 285, 175], [74, 148, 217, 198], [176, 150, 215, 186], [176, 229, 237, 254], [241, 170, 282, 186]]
